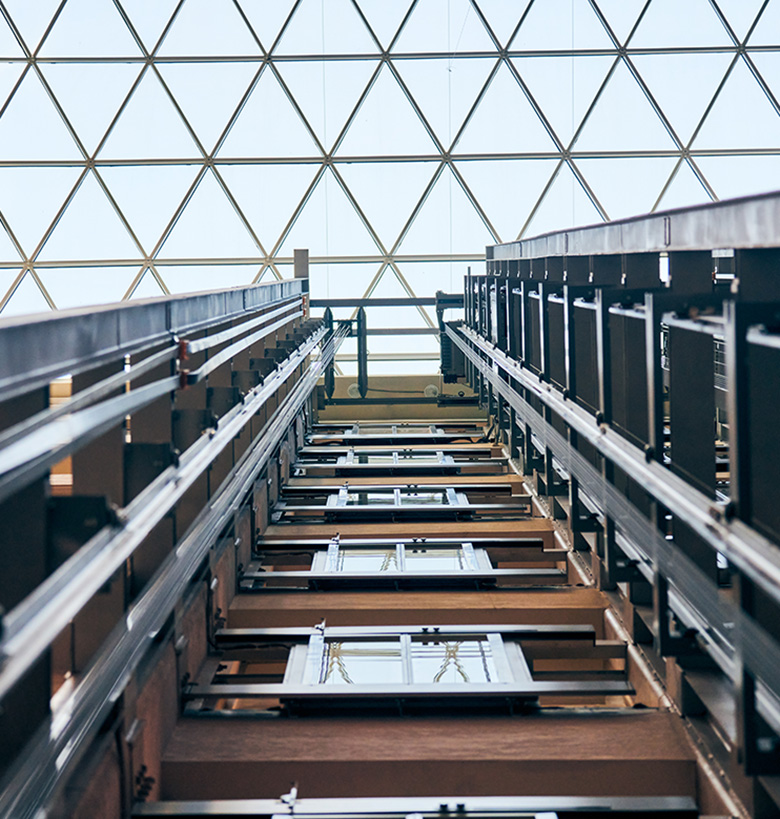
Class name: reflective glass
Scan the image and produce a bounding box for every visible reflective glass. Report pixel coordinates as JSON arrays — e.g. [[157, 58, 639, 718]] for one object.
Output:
[[335, 549, 399, 572], [401, 490, 448, 505], [411, 638, 497, 683], [319, 640, 403, 684], [345, 491, 395, 506], [405, 548, 466, 571], [0, 0, 777, 378]]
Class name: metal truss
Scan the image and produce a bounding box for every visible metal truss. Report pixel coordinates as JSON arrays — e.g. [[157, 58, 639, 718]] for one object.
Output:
[[0, 0, 779, 369]]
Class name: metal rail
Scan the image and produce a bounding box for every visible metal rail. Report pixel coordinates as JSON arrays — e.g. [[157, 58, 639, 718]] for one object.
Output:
[[447, 323, 780, 736], [0, 280, 303, 402], [488, 189, 780, 259], [0, 321, 348, 819]]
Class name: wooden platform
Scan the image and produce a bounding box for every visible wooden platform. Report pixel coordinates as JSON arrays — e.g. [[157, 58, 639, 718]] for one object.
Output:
[[227, 587, 609, 632], [161, 711, 695, 800]]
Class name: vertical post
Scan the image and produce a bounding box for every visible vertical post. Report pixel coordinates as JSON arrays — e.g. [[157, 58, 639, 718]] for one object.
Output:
[[323, 307, 335, 400], [356, 306, 368, 399], [293, 248, 309, 286]]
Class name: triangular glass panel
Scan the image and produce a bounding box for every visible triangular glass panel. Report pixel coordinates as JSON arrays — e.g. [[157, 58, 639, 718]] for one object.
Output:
[[98, 164, 200, 253], [392, 0, 496, 52], [335, 63, 438, 156], [40, 63, 143, 154], [155, 264, 258, 294], [394, 57, 496, 148], [235, 0, 297, 51], [157, 61, 258, 152], [1, 272, 50, 316], [693, 58, 780, 149], [591, 0, 646, 45], [630, 0, 732, 47], [308, 262, 384, 302], [0, 14, 24, 56], [218, 67, 320, 158], [275, 0, 377, 55], [522, 162, 604, 238], [0, 63, 24, 111], [655, 160, 712, 210], [217, 163, 320, 253], [158, 168, 260, 260], [630, 53, 733, 145], [37, 266, 141, 309], [396, 259, 473, 296], [714, 0, 766, 42], [573, 59, 677, 151], [336, 160, 438, 251], [98, 67, 200, 159], [397, 165, 495, 255], [694, 155, 780, 201], [353, 0, 412, 49], [275, 59, 378, 150], [38, 170, 142, 261], [472, 0, 531, 48], [129, 269, 166, 299], [364, 269, 433, 329], [0, 69, 81, 160], [119, 0, 180, 52], [157, 0, 260, 56], [39, 0, 143, 57], [749, 1, 780, 46], [456, 61, 557, 154], [0, 217, 22, 260], [455, 158, 559, 243], [749, 52, 780, 105], [277, 167, 381, 257], [510, 0, 614, 50], [575, 157, 678, 219], [1, 1, 61, 54], [514, 55, 616, 146], [0, 166, 81, 257]]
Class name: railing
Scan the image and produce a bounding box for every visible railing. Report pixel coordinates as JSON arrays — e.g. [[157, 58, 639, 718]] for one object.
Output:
[[451, 189, 780, 777], [0, 280, 348, 818]]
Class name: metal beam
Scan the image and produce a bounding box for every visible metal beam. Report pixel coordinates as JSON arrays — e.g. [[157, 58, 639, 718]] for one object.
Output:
[[489, 190, 780, 259]]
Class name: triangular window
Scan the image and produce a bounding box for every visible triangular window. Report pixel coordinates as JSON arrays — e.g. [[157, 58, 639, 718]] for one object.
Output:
[[98, 67, 200, 159], [336, 64, 438, 157], [158, 169, 260, 259], [217, 67, 320, 158], [37, 170, 141, 261], [98, 164, 200, 254], [39, 0, 143, 57], [157, 0, 260, 56], [40, 63, 142, 154]]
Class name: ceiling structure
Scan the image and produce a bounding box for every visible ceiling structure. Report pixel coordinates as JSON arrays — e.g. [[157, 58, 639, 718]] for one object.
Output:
[[0, 0, 779, 373]]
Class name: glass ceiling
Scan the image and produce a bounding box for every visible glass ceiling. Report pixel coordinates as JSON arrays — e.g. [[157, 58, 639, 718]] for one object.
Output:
[[0, 0, 779, 373]]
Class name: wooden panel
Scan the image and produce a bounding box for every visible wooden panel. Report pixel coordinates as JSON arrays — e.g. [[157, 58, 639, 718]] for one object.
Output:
[[161, 712, 695, 800]]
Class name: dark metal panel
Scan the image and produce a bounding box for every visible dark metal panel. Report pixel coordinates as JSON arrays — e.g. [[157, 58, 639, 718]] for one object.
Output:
[[668, 325, 715, 496]]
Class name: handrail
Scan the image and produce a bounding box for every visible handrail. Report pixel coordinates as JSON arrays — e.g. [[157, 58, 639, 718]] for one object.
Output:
[[488, 189, 780, 259]]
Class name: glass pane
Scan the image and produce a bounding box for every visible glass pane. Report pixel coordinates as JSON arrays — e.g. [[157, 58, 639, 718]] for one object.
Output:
[[336, 549, 399, 572], [411, 638, 497, 684], [405, 547, 466, 571], [319, 640, 403, 684], [345, 491, 394, 505], [401, 490, 447, 505]]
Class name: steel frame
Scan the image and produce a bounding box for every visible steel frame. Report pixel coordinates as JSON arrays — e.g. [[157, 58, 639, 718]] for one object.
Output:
[[131, 794, 699, 817], [1, 0, 778, 371], [457, 189, 780, 775], [0, 284, 349, 818]]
